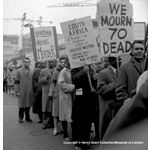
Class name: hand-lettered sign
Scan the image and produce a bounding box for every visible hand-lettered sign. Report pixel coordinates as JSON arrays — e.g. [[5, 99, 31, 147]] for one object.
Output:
[[30, 26, 59, 62], [61, 16, 99, 69], [97, 0, 133, 57]]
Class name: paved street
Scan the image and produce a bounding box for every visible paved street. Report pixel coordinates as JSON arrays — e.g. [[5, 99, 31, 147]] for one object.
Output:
[[3, 93, 73, 150]]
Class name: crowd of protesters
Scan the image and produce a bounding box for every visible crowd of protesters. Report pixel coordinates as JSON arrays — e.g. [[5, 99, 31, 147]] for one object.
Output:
[[3, 40, 148, 150]]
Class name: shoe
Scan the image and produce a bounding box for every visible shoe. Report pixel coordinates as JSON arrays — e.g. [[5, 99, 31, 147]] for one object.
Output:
[[38, 120, 43, 124], [42, 124, 48, 129], [18, 119, 23, 123], [63, 137, 70, 142], [53, 129, 58, 136], [26, 118, 33, 122]]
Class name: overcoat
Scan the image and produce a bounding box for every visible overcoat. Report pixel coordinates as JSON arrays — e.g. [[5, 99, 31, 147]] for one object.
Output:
[[39, 67, 54, 112], [97, 66, 117, 139], [58, 67, 74, 122], [15, 67, 34, 108], [116, 57, 146, 102], [49, 69, 60, 117]]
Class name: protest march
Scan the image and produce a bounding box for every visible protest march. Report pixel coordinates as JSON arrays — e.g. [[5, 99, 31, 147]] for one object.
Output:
[[3, 0, 148, 150]]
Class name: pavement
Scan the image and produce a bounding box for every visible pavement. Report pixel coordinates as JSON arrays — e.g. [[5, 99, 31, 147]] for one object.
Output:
[[3, 93, 74, 150]]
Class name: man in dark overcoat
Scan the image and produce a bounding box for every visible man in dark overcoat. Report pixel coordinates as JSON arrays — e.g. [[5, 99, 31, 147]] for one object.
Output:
[[71, 65, 98, 149], [32, 62, 43, 123], [116, 40, 146, 103], [97, 57, 117, 140]]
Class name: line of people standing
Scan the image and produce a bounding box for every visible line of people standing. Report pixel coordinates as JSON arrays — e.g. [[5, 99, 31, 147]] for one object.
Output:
[[13, 40, 147, 150]]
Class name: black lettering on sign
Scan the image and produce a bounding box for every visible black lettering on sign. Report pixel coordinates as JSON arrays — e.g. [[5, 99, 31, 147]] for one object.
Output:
[[68, 22, 85, 30], [69, 27, 88, 36], [36, 39, 49, 45], [109, 3, 120, 15], [109, 28, 117, 40], [35, 30, 52, 37], [101, 16, 132, 27], [101, 16, 108, 26], [103, 42, 109, 54], [121, 5, 127, 15], [110, 42, 117, 54], [109, 3, 127, 15], [117, 28, 127, 39], [37, 46, 56, 60], [117, 42, 124, 53], [125, 41, 132, 53], [37, 47, 42, 60], [109, 28, 127, 40]]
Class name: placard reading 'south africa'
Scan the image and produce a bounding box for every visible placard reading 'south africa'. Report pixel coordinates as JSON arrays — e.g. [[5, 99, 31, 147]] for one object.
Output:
[[61, 16, 99, 69], [97, 0, 133, 57]]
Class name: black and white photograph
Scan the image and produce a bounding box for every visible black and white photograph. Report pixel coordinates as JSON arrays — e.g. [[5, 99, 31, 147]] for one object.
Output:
[[3, 0, 148, 150]]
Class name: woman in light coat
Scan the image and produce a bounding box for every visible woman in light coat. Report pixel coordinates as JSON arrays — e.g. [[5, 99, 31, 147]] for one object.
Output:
[[58, 58, 75, 141], [49, 56, 67, 136]]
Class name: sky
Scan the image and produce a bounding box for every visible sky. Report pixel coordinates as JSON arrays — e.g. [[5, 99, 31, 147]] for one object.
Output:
[[3, 0, 148, 35]]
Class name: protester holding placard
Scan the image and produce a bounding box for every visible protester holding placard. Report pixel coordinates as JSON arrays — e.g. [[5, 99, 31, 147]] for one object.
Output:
[[58, 57, 75, 142], [116, 40, 146, 104], [39, 59, 55, 129], [97, 56, 117, 140], [71, 64, 98, 149], [49, 56, 67, 136]]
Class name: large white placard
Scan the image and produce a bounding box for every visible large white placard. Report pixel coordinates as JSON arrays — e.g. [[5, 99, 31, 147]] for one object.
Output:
[[97, 0, 134, 57], [61, 16, 99, 69], [32, 26, 58, 61]]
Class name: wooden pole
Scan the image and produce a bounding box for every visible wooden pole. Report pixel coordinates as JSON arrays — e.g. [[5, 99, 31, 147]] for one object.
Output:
[[117, 56, 120, 69], [87, 66, 94, 92]]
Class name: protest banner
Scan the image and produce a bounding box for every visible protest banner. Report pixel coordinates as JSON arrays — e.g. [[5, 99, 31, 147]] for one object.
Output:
[[61, 16, 99, 69], [97, 0, 133, 57], [134, 22, 146, 41], [30, 26, 59, 62]]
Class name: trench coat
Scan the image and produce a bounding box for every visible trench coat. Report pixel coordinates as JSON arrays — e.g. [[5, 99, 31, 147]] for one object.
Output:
[[116, 57, 146, 102], [49, 69, 60, 117], [39, 68, 54, 112], [58, 67, 74, 122], [97, 66, 117, 140], [15, 67, 34, 108]]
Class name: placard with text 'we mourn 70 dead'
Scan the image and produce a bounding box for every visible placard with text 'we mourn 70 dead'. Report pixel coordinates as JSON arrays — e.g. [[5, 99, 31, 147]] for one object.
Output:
[[30, 26, 59, 62], [61, 16, 99, 69], [97, 0, 134, 57]]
